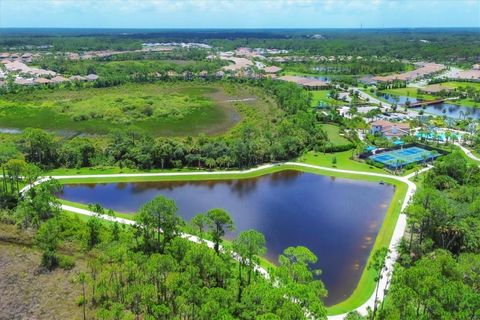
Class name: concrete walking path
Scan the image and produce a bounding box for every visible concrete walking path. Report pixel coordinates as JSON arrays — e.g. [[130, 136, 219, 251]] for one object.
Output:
[[22, 162, 433, 319], [455, 143, 480, 163]]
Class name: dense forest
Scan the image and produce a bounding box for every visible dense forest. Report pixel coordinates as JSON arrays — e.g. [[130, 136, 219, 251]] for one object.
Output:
[[33, 56, 227, 77], [377, 153, 480, 319], [1, 29, 479, 62]]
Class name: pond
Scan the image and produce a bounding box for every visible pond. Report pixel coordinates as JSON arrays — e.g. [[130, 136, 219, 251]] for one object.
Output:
[[415, 102, 480, 119], [377, 94, 480, 119], [377, 93, 419, 105], [57, 170, 395, 306]]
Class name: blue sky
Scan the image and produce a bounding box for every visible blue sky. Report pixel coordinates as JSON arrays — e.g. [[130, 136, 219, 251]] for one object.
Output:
[[1, 0, 479, 28]]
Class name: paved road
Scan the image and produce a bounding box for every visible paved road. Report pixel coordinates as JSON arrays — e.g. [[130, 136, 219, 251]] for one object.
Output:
[[22, 162, 433, 319], [350, 87, 392, 109]]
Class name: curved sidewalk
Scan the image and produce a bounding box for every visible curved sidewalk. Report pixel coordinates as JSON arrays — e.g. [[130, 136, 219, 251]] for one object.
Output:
[[455, 143, 480, 163], [22, 162, 432, 319]]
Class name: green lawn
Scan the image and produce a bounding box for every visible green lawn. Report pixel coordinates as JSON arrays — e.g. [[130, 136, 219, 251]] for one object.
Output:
[[0, 83, 253, 136], [311, 90, 342, 107], [439, 81, 480, 91], [380, 87, 435, 100], [320, 124, 350, 145], [299, 150, 385, 173]]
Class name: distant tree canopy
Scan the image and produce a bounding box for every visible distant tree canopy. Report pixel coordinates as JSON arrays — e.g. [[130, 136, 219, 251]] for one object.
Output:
[[1, 29, 479, 62]]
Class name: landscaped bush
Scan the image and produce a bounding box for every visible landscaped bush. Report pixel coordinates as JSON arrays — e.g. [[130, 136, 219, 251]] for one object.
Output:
[[366, 159, 385, 169], [323, 143, 355, 153]]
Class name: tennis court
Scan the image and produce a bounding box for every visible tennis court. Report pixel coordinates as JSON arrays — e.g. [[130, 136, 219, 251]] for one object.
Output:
[[369, 147, 440, 169]]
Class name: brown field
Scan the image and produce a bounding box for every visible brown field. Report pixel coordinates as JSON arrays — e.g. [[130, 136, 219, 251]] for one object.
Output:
[[0, 224, 89, 320]]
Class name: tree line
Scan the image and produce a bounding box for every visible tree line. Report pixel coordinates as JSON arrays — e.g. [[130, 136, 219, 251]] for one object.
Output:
[[3, 80, 335, 171]]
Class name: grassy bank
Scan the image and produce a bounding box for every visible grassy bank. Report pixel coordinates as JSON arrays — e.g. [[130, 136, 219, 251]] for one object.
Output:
[[299, 150, 385, 173], [311, 90, 342, 107], [319, 124, 351, 146]]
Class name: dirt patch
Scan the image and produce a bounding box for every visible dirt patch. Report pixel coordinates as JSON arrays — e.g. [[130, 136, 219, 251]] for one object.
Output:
[[0, 233, 88, 320]]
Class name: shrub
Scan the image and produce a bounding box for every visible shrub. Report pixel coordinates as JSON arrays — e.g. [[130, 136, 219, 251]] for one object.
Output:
[[76, 295, 85, 306], [41, 250, 59, 270], [58, 254, 76, 270]]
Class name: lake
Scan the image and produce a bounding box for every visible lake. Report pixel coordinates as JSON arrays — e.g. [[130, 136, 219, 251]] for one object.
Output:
[[378, 93, 418, 105], [378, 93, 480, 119], [415, 102, 480, 119], [57, 170, 395, 306]]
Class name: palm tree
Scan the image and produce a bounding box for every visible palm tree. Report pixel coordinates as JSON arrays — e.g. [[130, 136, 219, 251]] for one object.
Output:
[[444, 130, 452, 144], [368, 248, 390, 320]]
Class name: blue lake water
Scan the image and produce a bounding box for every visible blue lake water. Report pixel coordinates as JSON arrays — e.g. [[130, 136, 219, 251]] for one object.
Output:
[[415, 102, 480, 119], [57, 170, 395, 305], [378, 94, 480, 119], [378, 93, 418, 105]]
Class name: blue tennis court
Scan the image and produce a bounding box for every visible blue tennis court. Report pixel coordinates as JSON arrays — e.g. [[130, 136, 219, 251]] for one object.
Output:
[[369, 147, 440, 169]]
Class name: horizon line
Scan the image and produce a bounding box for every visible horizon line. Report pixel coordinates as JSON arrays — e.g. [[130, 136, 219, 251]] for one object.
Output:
[[1, 26, 479, 30]]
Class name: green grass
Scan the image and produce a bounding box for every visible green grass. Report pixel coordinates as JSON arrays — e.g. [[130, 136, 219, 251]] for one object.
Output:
[[311, 90, 342, 107], [452, 98, 480, 108], [299, 150, 385, 173], [380, 87, 436, 100], [319, 124, 350, 146], [439, 81, 480, 91], [0, 83, 250, 136]]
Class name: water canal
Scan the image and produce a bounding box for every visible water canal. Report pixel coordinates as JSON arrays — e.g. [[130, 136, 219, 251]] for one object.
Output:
[[57, 170, 395, 305]]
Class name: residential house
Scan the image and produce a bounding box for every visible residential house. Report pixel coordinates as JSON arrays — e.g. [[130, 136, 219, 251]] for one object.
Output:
[[370, 120, 410, 138], [51, 75, 68, 83], [69, 75, 87, 81], [263, 66, 282, 74], [277, 75, 329, 90], [86, 74, 99, 81]]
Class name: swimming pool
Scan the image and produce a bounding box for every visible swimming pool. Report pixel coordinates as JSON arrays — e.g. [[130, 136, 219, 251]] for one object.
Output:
[[416, 132, 460, 141]]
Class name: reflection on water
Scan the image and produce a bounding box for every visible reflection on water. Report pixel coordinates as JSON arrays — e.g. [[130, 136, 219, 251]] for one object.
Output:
[[378, 93, 418, 105], [415, 102, 480, 119], [378, 94, 480, 119], [57, 170, 394, 306]]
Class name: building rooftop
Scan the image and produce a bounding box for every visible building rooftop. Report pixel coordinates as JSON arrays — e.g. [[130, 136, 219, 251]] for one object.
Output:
[[277, 75, 329, 87], [263, 66, 282, 73]]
